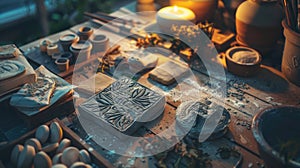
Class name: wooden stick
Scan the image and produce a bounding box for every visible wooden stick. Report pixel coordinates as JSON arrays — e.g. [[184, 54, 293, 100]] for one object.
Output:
[[283, 0, 296, 29], [298, 0, 300, 31], [96, 11, 143, 25], [292, 0, 298, 28], [84, 12, 111, 24]]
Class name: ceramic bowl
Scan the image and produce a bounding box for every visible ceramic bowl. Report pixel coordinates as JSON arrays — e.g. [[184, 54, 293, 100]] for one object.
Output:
[[70, 41, 92, 63], [59, 34, 79, 52], [252, 106, 300, 168], [225, 46, 262, 77], [55, 58, 69, 72], [90, 34, 109, 53], [77, 26, 94, 41]]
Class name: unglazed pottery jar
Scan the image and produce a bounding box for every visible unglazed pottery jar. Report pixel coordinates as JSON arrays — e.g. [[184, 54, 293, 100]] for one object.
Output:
[[281, 20, 300, 86], [70, 41, 92, 63], [235, 0, 283, 55], [169, 0, 218, 22]]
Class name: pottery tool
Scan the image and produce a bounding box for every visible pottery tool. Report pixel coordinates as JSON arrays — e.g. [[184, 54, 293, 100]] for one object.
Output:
[[95, 11, 143, 25], [291, 0, 299, 31], [298, 0, 300, 31], [283, 0, 296, 29], [84, 12, 142, 27]]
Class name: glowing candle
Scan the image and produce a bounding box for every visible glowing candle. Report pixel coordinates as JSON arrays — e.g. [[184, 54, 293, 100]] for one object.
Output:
[[156, 6, 196, 33], [169, 0, 218, 22]]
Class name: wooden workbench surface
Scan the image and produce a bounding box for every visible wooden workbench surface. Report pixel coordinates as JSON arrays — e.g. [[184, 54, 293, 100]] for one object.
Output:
[[2, 1, 299, 168]]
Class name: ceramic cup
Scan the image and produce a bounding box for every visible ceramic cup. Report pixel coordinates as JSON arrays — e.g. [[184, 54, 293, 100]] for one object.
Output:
[[46, 43, 60, 56], [55, 58, 69, 72], [77, 26, 94, 41], [281, 20, 300, 86], [60, 52, 74, 65], [70, 41, 92, 63], [90, 34, 109, 54], [59, 34, 80, 52], [39, 39, 52, 53]]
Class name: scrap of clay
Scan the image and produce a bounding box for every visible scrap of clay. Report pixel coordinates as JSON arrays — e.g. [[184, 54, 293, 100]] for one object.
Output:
[[149, 61, 188, 85], [128, 54, 158, 73], [0, 44, 18, 59]]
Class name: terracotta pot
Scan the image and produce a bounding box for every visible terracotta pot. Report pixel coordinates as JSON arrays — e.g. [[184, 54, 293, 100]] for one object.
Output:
[[169, 0, 218, 22], [252, 106, 300, 168], [59, 34, 79, 52], [90, 34, 109, 54], [77, 26, 94, 41], [281, 20, 300, 86], [154, 0, 169, 8], [137, 0, 154, 4], [235, 0, 283, 55], [55, 58, 69, 72], [136, 3, 156, 12], [70, 41, 92, 63]]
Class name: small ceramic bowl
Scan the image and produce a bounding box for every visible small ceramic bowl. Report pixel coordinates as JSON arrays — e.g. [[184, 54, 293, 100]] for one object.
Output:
[[46, 43, 60, 56], [252, 106, 300, 168], [70, 41, 92, 63], [59, 34, 79, 52], [39, 39, 52, 53], [77, 26, 94, 41], [225, 46, 262, 77], [55, 58, 69, 72], [90, 34, 109, 53]]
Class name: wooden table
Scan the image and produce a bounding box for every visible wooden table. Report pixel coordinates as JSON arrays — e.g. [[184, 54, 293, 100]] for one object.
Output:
[[2, 1, 300, 168]]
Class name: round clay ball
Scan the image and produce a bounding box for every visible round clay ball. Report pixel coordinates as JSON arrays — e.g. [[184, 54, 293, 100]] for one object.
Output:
[[56, 138, 71, 154], [79, 149, 91, 163], [52, 153, 63, 165], [50, 122, 63, 143], [34, 151, 52, 168], [70, 162, 91, 168], [17, 145, 36, 168], [25, 138, 42, 153], [35, 125, 50, 144], [42, 143, 59, 153], [52, 164, 67, 168], [61, 147, 80, 166], [10, 144, 24, 166]]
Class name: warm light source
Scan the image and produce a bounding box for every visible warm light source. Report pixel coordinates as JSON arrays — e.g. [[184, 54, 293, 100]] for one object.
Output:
[[169, 0, 218, 22], [173, 5, 178, 12], [156, 6, 196, 33]]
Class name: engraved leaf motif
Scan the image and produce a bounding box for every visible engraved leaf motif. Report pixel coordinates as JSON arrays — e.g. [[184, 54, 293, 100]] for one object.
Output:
[[82, 102, 101, 113], [102, 107, 133, 131], [96, 93, 114, 112], [131, 87, 159, 107], [110, 77, 135, 92]]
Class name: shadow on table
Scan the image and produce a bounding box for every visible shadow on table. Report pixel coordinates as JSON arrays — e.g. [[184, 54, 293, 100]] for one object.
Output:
[[241, 66, 289, 93]]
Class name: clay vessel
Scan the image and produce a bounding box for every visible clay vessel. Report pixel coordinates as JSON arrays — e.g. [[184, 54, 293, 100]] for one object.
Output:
[[281, 20, 300, 86], [236, 0, 283, 55]]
